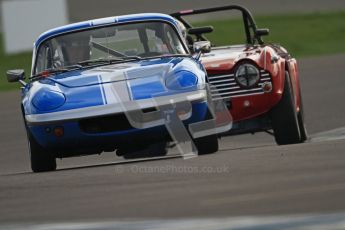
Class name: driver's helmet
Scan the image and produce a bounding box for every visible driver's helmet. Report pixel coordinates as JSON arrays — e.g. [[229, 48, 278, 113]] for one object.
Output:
[[58, 33, 91, 65]]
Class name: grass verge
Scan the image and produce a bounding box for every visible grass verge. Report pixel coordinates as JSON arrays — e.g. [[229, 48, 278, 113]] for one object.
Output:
[[1, 11, 345, 91], [194, 11, 345, 57], [0, 36, 31, 91]]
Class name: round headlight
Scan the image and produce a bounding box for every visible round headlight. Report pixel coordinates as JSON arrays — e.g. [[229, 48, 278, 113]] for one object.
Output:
[[32, 89, 66, 111], [235, 64, 260, 88], [165, 71, 198, 90]]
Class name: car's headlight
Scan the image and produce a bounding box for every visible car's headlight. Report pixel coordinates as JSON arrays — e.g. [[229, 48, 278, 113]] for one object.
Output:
[[32, 90, 66, 111], [235, 64, 260, 88], [165, 71, 198, 90]]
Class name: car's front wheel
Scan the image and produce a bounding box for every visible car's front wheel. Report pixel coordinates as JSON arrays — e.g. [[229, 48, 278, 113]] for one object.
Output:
[[192, 109, 219, 155], [28, 133, 57, 172], [297, 86, 308, 143], [270, 71, 301, 145], [194, 134, 219, 155]]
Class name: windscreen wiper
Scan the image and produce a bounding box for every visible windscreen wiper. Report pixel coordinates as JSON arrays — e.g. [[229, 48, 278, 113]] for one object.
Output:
[[31, 65, 83, 79], [77, 56, 141, 66], [146, 54, 191, 60]]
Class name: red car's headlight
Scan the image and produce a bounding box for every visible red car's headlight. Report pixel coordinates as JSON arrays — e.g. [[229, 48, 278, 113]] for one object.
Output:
[[235, 64, 260, 88]]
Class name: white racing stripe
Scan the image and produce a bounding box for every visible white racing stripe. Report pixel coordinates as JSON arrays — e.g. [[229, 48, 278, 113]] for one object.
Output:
[[101, 71, 129, 104], [97, 75, 106, 105], [91, 16, 117, 26]]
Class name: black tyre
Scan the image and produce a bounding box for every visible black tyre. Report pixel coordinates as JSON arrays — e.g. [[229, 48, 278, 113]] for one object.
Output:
[[270, 71, 301, 145], [192, 108, 219, 155], [194, 134, 219, 155], [28, 133, 57, 172], [297, 86, 308, 143]]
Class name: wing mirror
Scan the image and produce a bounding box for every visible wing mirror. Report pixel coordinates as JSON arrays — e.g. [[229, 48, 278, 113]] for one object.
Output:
[[193, 41, 211, 54], [256, 28, 269, 37], [193, 41, 211, 60], [7, 69, 25, 83]]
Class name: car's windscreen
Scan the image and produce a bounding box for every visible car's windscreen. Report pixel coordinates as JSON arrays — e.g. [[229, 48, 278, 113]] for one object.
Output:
[[181, 11, 250, 47], [34, 21, 187, 74]]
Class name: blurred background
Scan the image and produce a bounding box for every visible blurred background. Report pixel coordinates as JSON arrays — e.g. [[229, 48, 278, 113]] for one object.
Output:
[[1, 1, 345, 228], [1, 0, 345, 91]]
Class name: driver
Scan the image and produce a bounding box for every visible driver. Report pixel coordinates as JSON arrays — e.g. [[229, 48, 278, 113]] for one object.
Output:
[[176, 19, 187, 39], [58, 33, 91, 66], [176, 20, 194, 50]]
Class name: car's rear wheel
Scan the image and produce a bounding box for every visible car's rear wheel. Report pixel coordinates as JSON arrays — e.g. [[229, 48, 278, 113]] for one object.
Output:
[[270, 71, 301, 145], [28, 133, 57, 172]]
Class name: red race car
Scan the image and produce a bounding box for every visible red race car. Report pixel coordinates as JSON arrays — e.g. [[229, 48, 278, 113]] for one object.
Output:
[[172, 5, 307, 145]]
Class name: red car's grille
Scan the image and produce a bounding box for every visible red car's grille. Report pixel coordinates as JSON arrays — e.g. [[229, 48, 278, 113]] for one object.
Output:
[[208, 70, 272, 100]]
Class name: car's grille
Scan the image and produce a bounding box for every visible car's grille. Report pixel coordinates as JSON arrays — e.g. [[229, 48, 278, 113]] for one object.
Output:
[[208, 70, 272, 100], [79, 114, 133, 134]]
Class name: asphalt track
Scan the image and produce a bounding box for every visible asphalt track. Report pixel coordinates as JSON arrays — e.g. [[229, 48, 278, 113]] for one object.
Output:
[[0, 54, 345, 226]]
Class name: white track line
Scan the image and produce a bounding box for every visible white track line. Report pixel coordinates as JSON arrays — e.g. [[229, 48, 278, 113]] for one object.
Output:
[[2, 213, 345, 230], [311, 126, 345, 142]]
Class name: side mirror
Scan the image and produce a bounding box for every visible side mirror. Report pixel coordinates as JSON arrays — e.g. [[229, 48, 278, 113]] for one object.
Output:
[[188, 26, 214, 36], [256, 28, 269, 37], [7, 69, 25, 83], [193, 41, 211, 54]]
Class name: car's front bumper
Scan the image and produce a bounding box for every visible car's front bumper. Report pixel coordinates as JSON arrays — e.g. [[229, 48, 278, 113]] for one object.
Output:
[[25, 90, 208, 125], [26, 90, 210, 156]]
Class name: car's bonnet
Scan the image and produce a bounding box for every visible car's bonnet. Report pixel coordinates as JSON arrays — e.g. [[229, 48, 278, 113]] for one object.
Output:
[[49, 58, 185, 88], [201, 45, 263, 71], [26, 57, 204, 115]]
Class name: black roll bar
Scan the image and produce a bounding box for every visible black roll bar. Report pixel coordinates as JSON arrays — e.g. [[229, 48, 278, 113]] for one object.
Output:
[[171, 5, 264, 45]]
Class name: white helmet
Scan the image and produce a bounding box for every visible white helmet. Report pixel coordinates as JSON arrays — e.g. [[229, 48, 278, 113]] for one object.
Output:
[[176, 20, 187, 39]]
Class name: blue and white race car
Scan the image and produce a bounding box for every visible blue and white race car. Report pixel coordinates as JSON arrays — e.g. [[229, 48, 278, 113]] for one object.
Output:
[[7, 13, 228, 172]]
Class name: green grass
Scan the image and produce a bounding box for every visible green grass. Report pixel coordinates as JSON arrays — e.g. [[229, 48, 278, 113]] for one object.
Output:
[[194, 11, 345, 58], [0, 36, 32, 91], [1, 11, 345, 91]]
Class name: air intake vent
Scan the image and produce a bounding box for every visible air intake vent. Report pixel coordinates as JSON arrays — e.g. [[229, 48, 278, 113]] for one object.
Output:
[[208, 70, 272, 100]]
